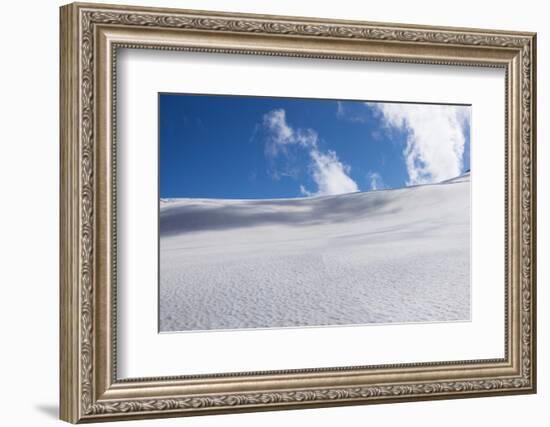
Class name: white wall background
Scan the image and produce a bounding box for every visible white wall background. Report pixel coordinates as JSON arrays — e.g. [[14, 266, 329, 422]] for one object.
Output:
[[0, 0, 545, 426]]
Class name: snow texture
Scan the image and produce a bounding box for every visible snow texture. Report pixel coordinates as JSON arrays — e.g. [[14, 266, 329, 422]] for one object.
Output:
[[159, 173, 470, 332]]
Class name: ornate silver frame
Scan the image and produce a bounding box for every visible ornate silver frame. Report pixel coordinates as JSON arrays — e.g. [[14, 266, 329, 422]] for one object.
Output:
[[60, 2, 537, 423]]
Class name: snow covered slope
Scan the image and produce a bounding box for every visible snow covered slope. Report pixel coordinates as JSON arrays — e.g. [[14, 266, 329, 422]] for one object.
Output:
[[160, 173, 470, 332]]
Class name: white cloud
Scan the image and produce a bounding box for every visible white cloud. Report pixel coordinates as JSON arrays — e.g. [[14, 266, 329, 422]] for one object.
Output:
[[263, 109, 294, 145], [336, 101, 345, 118], [308, 149, 359, 196], [262, 109, 358, 196], [368, 171, 384, 191], [263, 109, 317, 157], [367, 102, 470, 185], [299, 184, 312, 197], [335, 101, 367, 123]]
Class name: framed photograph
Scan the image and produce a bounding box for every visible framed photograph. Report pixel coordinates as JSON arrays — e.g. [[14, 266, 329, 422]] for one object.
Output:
[[60, 2, 537, 423]]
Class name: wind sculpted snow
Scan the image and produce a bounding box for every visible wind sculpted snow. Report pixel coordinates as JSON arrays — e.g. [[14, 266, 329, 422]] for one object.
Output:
[[159, 173, 470, 332]]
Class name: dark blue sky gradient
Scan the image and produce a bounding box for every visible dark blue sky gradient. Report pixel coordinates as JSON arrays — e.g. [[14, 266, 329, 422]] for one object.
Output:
[[159, 93, 470, 199]]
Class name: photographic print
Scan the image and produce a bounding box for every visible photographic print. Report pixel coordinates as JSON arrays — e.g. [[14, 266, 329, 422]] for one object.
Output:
[[159, 94, 471, 333]]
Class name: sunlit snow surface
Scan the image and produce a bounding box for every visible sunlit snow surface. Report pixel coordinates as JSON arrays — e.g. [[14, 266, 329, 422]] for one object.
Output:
[[159, 173, 470, 332]]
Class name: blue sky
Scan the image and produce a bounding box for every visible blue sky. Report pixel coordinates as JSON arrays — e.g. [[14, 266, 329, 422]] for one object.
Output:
[[159, 93, 470, 199]]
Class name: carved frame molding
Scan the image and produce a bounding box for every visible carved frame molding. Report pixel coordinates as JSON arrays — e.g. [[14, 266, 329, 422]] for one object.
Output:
[[60, 2, 536, 423]]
